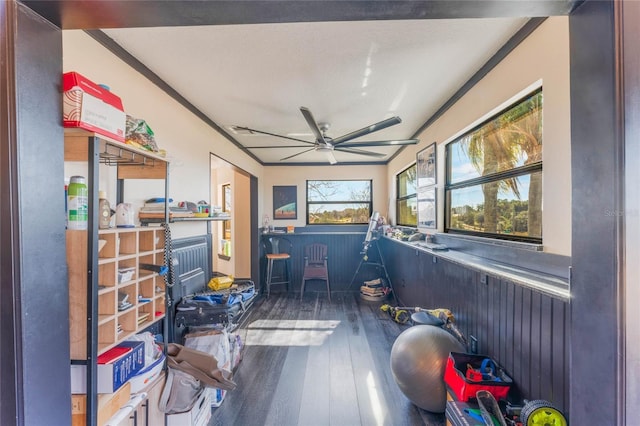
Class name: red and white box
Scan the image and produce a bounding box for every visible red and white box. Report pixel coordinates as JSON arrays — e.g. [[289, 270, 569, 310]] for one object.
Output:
[[62, 71, 126, 142]]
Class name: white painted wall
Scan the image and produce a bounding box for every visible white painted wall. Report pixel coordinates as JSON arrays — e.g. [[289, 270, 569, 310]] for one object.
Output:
[[233, 172, 251, 278], [64, 19, 571, 255], [387, 17, 571, 256], [62, 30, 265, 239]]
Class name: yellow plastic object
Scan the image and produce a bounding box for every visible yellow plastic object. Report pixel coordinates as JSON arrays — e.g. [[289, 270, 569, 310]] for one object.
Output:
[[208, 275, 234, 291]]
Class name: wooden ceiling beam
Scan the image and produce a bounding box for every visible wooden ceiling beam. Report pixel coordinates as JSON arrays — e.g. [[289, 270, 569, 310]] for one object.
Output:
[[20, 0, 579, 30]]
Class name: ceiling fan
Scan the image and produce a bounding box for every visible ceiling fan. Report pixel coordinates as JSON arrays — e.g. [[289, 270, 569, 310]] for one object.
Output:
[[235, 107, 418, 164]]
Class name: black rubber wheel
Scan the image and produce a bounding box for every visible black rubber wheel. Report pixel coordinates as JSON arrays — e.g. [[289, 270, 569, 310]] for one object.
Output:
[[521, 399, 568, 426]]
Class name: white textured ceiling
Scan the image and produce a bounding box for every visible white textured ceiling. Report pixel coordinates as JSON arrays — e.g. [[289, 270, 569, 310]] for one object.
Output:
[[103, 18, 527, 165]]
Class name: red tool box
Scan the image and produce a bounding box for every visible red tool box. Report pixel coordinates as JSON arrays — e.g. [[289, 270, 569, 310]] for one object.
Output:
[[444, 352, 512, 402]]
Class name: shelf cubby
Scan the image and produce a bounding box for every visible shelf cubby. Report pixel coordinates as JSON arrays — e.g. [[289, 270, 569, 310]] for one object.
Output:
[[98, 232, 117, 259], [98, 262, 116, 288], [154, 296, 166, 320], [155, 230, 165, 251], [155, 276, 166, 295], [98, 289, 116, 317], [118, 282, 137, 308], [117, 258, 137, 284], [138, 302, 154, 329], [138, 276, 155, 300], [98, 319, 116, 354], [138, 253, 158, 278], [118, 309, 137, 335], [118, 231, 137, 255], [138, 229, 156, 253], [154, 251, 165, 265]]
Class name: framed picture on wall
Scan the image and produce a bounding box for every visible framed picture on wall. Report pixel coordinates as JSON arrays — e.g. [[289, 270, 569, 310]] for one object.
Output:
[[273, 185, 297, 220], [417, 186, 437, 229], [417, 142, 437, 187]]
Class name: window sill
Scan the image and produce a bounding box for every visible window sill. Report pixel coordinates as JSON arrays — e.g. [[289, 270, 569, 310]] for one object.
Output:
[[383, 235, 570, 300], [440, 232, 543, 252]]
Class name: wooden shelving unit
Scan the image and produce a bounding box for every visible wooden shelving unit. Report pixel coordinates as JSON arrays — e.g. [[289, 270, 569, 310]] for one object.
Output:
[[139, 215, 230, 225], [68, 227, 167, 359], [65, 129, 170, 426]]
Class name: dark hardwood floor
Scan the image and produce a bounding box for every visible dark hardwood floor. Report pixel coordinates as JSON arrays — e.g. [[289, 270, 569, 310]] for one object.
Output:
[[208, 291, 445, 426]]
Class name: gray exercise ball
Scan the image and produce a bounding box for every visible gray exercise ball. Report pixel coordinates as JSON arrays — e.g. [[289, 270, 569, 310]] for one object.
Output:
[[390, 325, 465, 413]]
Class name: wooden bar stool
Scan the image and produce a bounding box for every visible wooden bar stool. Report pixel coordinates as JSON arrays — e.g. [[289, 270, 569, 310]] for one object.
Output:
[[262, 237, 292, 298], [300, 243, 330, 301]]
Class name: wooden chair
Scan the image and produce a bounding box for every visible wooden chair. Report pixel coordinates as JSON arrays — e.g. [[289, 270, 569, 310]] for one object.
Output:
[[261, 237, 292, 298], [300, 243, 330, 301]]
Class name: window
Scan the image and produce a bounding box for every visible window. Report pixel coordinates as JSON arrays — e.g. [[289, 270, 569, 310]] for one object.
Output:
[[445, 89, 542, 242], [307, 180, 372, 224], [396, 164, 417, 227]]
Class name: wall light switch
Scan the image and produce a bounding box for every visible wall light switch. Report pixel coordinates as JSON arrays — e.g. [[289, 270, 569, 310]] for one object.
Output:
[[470, 335, 478, 354]]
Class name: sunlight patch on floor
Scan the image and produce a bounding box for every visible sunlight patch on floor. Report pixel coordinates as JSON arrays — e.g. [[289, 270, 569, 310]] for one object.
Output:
[[367, 370, 385, 426], [245, 319, 340, 346], [248, 319, 340, 329]]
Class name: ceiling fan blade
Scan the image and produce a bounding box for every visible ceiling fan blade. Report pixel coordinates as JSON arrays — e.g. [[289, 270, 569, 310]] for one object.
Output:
[[244, 145, 311, 149], [332, 116, 402, 145], [280, 147, 316, 161], [335, 147, 386, 158], [337, 139, 418, 148], [325, 150, 338, 165], [232, 126, 315, 145], [300, 107, 325, 143]]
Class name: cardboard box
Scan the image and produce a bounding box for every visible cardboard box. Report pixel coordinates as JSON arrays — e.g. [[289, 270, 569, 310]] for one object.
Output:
[[445, 400, 485, 426], [128, 352, 165, 394], [71, 341, 145, 393], [71, 382, 131, 426], [167, 388, 212, 426], [63, 71, 126, 142]]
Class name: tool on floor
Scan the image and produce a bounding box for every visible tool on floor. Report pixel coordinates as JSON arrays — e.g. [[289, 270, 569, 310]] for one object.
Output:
[[380, 304, 411, 324], [380, 305, 467, 346], [380, 305, 455, 323]]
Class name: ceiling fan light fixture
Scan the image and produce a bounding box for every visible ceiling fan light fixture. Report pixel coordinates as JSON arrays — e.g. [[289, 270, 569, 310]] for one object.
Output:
[[316, 144, 334, 153], [326, 151, 337, 165]]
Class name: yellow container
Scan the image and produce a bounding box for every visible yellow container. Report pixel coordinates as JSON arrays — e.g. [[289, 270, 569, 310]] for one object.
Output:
[[208, 275, 233, 291]]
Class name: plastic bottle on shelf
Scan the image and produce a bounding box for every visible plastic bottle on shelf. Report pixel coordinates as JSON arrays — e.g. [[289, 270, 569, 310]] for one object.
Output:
[[64, 180, 68, 228], [98, 190, 111, 229], [67, 176, 88, 230]]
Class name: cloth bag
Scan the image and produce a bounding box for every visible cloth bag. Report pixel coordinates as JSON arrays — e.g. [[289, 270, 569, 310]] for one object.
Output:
[[163, 343, 236, 391], [158, 367, 202, 414]]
